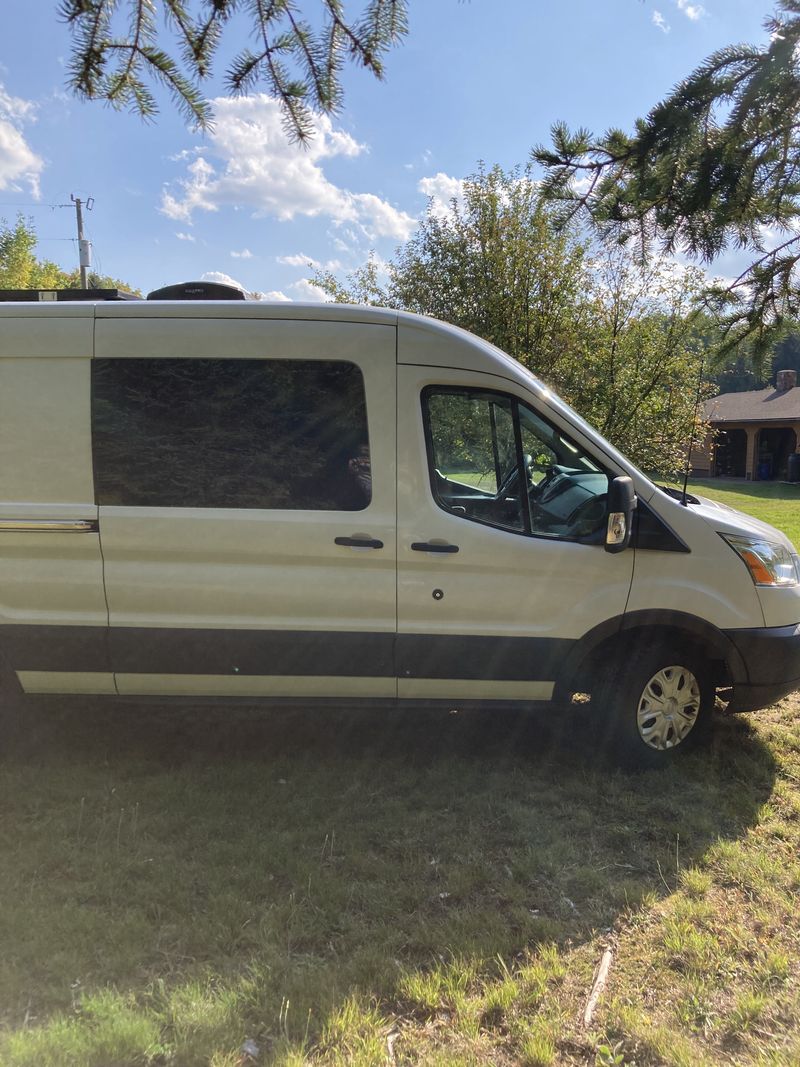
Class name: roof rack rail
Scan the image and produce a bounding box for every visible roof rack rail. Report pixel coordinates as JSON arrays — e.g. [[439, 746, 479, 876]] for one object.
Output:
[[0, 288, 140, 302], [147, 280, 249, 301]]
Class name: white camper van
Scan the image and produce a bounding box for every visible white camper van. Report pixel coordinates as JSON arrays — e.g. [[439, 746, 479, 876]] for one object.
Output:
[[1, 286, 798, 766]]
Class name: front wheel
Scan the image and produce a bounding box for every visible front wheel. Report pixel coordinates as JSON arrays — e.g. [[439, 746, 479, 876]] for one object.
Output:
[[591, 643, 714, 767]]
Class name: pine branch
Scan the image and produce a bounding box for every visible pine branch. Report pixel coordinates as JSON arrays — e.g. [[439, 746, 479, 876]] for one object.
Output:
[[535, 1, 800, 360], [63, 0, 408, 139]]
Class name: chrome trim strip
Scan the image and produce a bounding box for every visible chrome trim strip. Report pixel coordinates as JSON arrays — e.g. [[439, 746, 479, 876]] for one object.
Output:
[[0, 519, 98, 533]]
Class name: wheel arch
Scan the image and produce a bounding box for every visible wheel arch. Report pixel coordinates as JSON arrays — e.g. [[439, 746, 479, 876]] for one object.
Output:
[[555, 609, 747, 701]]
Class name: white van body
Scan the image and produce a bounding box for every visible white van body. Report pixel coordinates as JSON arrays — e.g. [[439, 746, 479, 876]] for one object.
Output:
[[1, 299, 799, 763]]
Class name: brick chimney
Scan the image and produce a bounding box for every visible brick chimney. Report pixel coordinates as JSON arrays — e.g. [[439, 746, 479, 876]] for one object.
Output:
[[776, 369, 797, 392]]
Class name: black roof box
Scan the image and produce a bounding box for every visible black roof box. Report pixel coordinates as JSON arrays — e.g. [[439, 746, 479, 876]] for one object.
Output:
[[147, 280, 249, 301]]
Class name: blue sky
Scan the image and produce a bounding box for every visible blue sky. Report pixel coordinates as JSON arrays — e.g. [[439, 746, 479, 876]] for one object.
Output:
[[0, 1, 771, 298]]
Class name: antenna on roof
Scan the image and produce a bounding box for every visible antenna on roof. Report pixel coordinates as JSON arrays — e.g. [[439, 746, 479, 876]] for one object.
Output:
[[681, 354, 706, 506]]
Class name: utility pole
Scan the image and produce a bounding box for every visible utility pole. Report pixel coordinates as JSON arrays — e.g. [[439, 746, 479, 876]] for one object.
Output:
[[71, 194, 94, 288]]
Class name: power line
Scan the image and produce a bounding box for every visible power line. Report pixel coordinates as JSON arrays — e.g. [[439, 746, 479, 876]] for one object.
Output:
[[1, 196, 98, 284], [0, 202, 61, 210]]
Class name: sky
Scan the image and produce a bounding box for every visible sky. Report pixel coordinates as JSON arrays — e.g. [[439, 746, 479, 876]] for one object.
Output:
[[0, 0, 773, 299]]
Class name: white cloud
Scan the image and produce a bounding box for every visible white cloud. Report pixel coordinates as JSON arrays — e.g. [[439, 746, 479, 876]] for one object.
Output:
[[162, 157, 217, 219], [674, 0, 705, 20], [256, 289, 291, 302], [161, 95, 415, 241], [48, 88, 72, 107], [572, 174, 595, 195], [403, 148, 434, 172], [418, 172, 465, 219], [326, 226, 373, 254], [277, 252, 322, 269], [0, 83, 43, 197], [350, 191, 415, 239], [175, 231, 195, 242], [652, 10, 670, 33], [230, 248, 254, 259], [169, 147, 201, 162], [201, 270, 247, 291], [291, 278, 327, 301], [0, 86, 36, 123]]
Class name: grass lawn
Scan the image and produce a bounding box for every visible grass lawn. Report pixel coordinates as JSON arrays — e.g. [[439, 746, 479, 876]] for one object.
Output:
[[0, 480, 798, 1066], [684, 477, 800, 550]]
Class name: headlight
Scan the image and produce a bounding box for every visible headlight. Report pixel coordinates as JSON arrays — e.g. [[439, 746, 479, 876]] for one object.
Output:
[[721, 534, 800, 587]]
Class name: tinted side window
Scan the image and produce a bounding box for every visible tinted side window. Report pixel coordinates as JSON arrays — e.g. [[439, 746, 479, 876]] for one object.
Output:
[[92, 358, 371, 510]]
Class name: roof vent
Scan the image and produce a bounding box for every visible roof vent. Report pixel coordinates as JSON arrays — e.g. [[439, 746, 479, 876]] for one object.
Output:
[[147, 280, 249, 301], [776, 369, 797, 392]]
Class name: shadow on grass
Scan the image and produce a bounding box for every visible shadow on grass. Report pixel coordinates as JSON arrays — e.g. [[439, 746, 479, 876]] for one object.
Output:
[[0, 700, 778, 1062]]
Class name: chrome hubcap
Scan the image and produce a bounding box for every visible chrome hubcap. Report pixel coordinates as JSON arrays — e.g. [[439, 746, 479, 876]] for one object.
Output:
[[636, 665, 701, 750]]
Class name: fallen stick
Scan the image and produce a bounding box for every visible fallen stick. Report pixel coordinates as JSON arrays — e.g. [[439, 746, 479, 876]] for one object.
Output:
[[583, 947, 614, 1029], [386, 1029, 399, 1064]]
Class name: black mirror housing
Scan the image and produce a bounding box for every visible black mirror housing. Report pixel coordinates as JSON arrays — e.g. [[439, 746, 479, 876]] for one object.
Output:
[[605, 476, 636, 553]]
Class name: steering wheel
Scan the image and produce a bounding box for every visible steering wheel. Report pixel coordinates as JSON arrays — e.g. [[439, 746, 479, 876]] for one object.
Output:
[[530, 464, 559, 500], [495, 454, 532, 500]]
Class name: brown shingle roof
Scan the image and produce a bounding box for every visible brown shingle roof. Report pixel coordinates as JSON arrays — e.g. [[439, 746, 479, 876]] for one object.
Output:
[[705, 386, 800, 424]]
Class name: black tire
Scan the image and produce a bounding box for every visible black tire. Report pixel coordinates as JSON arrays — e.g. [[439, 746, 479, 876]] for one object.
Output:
[[590, 640, 714, 769]]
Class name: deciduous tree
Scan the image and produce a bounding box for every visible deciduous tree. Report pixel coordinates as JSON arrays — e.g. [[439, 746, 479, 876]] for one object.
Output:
[[0, 215, 136, 292], [314, 164, 711, 477]]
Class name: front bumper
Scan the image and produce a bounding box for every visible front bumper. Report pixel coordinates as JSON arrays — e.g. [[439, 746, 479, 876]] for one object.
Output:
[[724, 623, 800, 712]]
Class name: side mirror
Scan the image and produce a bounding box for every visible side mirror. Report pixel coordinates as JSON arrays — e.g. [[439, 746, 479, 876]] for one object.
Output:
[[605, 476, 636, 554]]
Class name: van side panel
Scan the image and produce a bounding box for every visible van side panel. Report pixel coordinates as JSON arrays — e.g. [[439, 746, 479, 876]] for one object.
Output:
[[0, 356, 94, 504], [0, 313, 93, 360], [0, 314, 110, 695], [625, 494, 766, 630], [94, 317, 398, 699]]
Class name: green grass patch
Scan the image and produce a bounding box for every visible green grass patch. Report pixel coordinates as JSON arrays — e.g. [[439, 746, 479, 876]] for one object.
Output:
[[0, 692, 799, 1064], [685, 477, 800, 548]]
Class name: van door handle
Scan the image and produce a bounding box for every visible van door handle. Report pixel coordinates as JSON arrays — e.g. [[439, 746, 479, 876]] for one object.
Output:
[[335, 536, 384, 549], [411, 541, 460, 553]]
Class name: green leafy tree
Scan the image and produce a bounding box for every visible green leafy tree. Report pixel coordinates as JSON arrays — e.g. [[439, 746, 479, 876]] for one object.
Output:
[[0, 215, 137, 293], [60, 0, 408, 140], [0, 216, 65, 289], [569, 253, 714, 475], [314, 164, 711, 477], [534, 0, 800, 360], [316, 164, 592, 378]]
